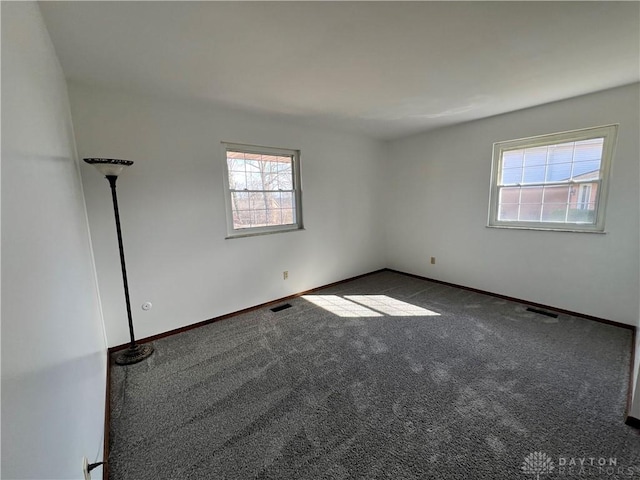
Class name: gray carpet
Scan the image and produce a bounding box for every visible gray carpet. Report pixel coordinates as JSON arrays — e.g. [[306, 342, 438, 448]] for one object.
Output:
[[109, 270, 640, 479]]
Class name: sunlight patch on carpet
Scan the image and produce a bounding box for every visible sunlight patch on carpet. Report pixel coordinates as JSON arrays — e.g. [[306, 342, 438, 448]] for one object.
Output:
[[346, 295, 440, 317], [303, 294, 439, 317], [302, 295, 383, 317]]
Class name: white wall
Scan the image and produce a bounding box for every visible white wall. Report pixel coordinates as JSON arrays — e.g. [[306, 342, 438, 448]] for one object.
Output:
[[1, 3, 107, 479], [68, 83, 386, 347], [384, 84, 640, 326]]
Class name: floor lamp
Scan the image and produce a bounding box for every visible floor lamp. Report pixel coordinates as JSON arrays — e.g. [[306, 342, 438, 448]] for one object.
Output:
[[84, 158, 154, 365]]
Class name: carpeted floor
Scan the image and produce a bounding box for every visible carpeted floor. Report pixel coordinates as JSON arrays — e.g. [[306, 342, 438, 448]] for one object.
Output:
[[109, 270, 640, 479]]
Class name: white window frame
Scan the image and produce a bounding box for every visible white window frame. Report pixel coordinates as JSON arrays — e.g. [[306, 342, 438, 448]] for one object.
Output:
[[221, 142, 303, 238], [487, 124, 618, 233]]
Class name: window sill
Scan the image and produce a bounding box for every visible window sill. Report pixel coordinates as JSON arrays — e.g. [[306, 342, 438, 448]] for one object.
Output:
[[486, 225, 606, 234], [225, 226, 305, 239]]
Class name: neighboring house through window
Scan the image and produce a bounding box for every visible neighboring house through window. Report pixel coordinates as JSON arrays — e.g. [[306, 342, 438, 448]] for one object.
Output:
[[577, 183, 593, 210], [488, 125, 618, 232], [222, 142, 303, 238]]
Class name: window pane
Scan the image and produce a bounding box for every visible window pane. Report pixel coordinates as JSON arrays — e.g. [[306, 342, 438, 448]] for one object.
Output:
[[498, 187, 519, 221], [251, 210, 267, 227], [281, 208, 295, 225], [571, 182, 598, 210], [234, 209, 251, 229], [574, 139, 603, 161], [503, 150, 524, 169], [499, 186, 544, 221], [249, 192, 266, 209], [519, 204, 542, 221], [262, 192, 280, 209], [266, 208, 282, 226], [499, 187, 520, 205], [229, 153, 293, 191], [280, 192, 294, 208], [228, 158, 246, 172], [276, 157, 292, 170], [547, 144, 573, 164], [567, 205, 596, 223], [498, 204, 519, 221], [277, 171, 293, 190], [501, 167, 522, 185], [520, 186, 543, 204], [230, 186, 296, 228], [542, 185, 570, 204], [228, 170, 247, 190], [541, 203, 568, 222], [519, 185, 544, 221], [522, 165, 545, 184], [260, 170, 279, 191], [546, 162, 572, 182], [524, 146, 547, 167], [245, 158, 260, 172], [246, 172, 262, 190], [572, 160, 600, 179], [541, 185, 570, 222], [232, 191, 249, 210]]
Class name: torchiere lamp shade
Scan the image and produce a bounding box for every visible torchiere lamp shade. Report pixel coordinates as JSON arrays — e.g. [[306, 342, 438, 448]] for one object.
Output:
[[84, 158, 134, 176]]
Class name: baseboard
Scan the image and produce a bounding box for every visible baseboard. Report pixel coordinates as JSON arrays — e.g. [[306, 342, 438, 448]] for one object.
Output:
[[103, 351, 112, 480], [625, 416, 640, 429], [625, 328, 637, 425]]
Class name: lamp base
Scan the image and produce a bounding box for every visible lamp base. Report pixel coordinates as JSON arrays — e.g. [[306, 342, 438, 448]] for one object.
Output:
[[115, 344, 154, 365]]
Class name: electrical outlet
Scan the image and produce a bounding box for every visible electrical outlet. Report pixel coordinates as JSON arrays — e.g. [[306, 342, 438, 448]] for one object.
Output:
[[82, 457, 91, 480], [430, 257, 436, 265], [283, 271, 288, 280]]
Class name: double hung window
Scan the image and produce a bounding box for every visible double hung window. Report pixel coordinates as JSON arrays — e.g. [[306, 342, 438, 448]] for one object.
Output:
[[488, 125, 617, 232], [222, 143, 303, 238]]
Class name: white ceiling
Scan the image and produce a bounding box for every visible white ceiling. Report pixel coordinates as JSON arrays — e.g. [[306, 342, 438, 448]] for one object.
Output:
[[39, 1, 640, 140]]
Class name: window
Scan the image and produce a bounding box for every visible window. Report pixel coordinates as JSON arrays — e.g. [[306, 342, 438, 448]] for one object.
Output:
[[488, 125, 618, 232], [222, 143, 303, 237]]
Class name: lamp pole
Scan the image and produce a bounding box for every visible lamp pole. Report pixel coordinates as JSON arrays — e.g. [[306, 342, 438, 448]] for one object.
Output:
[[107, 175, 137, 350], [84, 158, 153, 365]]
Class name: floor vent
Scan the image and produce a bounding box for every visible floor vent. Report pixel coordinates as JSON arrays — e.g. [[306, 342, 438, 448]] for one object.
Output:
[[526, 307, 558, 318], [270, 303, 292, 313]]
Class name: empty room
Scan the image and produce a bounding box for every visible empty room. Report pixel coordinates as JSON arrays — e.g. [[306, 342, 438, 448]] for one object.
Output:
[[3, 1, 640, 479]]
